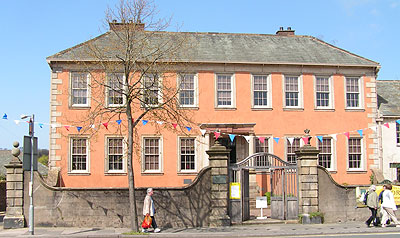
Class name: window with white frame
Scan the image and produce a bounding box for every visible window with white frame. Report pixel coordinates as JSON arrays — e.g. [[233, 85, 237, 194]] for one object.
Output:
[[70, 138, 89, 172], [143, 137, 162, 172], [315, 76, 333, 109], [252, 75, 270, 108], [216, 74, 234, 107], [284, 76, 302, 108], [107, 73, 124, 106], [318, 138, 333, 169], [348, 137, 362, 169], [179, 137, 196, 171], [396, 123, 400, 145], [71, 72, 89, 107], [142, 74, 161, 107], [286, 138, 300, 164], [345, 77, 362, 108], [179, 74, 197, 107], [106, 137, 124, 172]]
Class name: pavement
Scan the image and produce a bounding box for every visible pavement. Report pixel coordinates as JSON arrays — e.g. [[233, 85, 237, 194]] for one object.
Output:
[[1, 221, 400, 238]]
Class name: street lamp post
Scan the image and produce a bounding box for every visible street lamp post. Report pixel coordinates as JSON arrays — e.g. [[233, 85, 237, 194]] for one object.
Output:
[[21, 114, 34, 235]]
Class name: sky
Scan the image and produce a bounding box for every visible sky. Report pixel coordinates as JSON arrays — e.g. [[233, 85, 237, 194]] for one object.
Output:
[[0, 0, 399, 149]]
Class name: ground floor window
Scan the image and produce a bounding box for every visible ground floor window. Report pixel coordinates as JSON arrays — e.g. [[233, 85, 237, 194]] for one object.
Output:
[[286, 138, 300, 164], [107, 137, 124, 172], [70, 138, 88, 172], [348, 138, 362, 169], [179, 137, 196, 171], [318, 138, 332, 169], [143, 137, 161, 172]]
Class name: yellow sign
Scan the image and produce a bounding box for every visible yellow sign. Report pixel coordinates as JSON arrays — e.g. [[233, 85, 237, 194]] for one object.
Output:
[[230, 182, 241, 199], [356, 185, 400, 207]]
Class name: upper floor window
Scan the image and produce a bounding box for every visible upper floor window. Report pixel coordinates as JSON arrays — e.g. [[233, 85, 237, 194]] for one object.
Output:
[[286, 138, 300, 164], [106, 73, 124, 107], [252, 75, 271, 108], [216, 74, 235, 108], [143, 137, 162, 172], [179, 137, 196, 172], [106, 137, 125, 173], [70, 137, 89, 173], [178, 74, 198, 107], [284, 76, 302, 108], [315, 76, 333, 109], [318, 138, 333, 170], [345, 77, 363, 109], [71, 72, 90, 107], [348, 137, 363, 170], [396, 123, 400, 145], [142, 74, 162, 107]]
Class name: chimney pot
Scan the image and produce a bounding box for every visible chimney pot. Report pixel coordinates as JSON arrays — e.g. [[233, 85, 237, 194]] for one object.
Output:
[[287, 27, 291, 30], [279, 26, 284, 31]]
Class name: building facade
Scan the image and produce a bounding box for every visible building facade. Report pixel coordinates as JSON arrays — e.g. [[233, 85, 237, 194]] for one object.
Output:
[[47, 25, 380, 189], [377, 80, 400, 181]]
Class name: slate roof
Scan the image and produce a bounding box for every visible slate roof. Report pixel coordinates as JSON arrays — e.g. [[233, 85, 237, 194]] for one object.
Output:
[[0, 150, 48, 176], [47, 31, 379, 67], [377, 80, 400, 117]]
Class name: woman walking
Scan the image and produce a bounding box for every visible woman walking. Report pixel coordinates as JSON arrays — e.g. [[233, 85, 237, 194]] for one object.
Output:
[[365, 185, 379, 227], [142, 188, 161, 233], [381, 184, 400, 227]]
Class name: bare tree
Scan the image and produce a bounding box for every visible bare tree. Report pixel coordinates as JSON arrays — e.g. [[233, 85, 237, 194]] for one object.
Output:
[[73, 0, 194, 231]]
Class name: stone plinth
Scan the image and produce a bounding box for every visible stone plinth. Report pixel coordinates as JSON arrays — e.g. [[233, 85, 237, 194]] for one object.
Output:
[[206, 141, 231, 227]]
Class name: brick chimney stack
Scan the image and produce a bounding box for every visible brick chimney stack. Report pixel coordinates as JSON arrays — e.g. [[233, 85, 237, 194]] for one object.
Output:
[[276, 27, 295, 36], [109, 19, 145, 31]]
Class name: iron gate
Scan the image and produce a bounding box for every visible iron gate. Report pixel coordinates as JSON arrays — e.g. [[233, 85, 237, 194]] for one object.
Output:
[[229, 153, 298, 222]]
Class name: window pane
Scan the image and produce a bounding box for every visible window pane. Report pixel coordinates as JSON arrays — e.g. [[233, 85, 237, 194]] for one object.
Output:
[[348, 138, 362, 169], [71, 138, 87, 171], [71, 72, 88, 105], [346, 78, 360, 108], [217, 75, 232, 106], [108, 138, 123, 171], [286, 138, 300, 164], [108, 73, 124, 105], [144, 138, 160, 171], [253, 75, 268, 106], [179, 74, 195, 106], [180, 138, 195, 171], [318, 138, 332, 169], [285, 76, 299, 107]]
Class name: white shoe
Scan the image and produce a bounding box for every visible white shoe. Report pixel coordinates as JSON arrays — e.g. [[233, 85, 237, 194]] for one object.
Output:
[[382, 224, 386, 227], [154, 228, 161, 233], [142, 228, 148, 233]]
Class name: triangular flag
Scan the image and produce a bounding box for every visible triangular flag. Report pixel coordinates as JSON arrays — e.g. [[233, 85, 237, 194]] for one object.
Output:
[[172, 123, 178, 129], [258, 137, 265, 144], [90, 124, 96, 129], [384, 123, 389, 128], [156, 121, 164, 125], [317, 136, 323, 142], [344, 132, 350, 139], [357, 129, 363, 137], [244, 136, 252, 143], [50, 123, 57, 128], [287, 137, 294, 145], [186, 126, 192, 132], [229, 134, 235, 142], [2, 113, 7, 119], [116, 120, 122, 125], [370, 126, 377, 133], [39, 123, 44, 128], [330, 134, 337, 141], [103, 123, 109, 130], [77, 126, 82, 132], [64, 126, 70, 131], [214, 132, 221, 140], [142, 120, 148, 125], [14, 120, 20, 125], [396, 119, 400, 124], [302, 137, 309, 145], [273, 137, 280, 144], [200, 129, 207, 136]]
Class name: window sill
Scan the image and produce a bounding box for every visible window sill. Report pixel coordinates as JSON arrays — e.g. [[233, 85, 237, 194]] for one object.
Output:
[[141, 172, 164, 176], [68, 172, 91, 176], [105, 172, 127, 176], [326, 170, 337, 174], [314, 108, 335, 112], [251, 107, 273, 111], [69, 106, 91, 110], [345, 109, 365, 112], [283, 108, 304, 112], [215, 107, 237, 111], [179, 106, 199, 110], [346, 170, 367, 174], [177, 171, 198, 176]]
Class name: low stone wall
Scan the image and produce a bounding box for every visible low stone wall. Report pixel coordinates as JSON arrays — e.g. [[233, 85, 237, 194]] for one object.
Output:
[[318, 166, 376, 223], [23, 167, 211, 228], [0, 181, 5, 211]]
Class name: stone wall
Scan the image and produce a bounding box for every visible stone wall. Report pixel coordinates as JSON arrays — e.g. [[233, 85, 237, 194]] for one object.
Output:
[[318, 166, 371, 222], [24, 167, 211, 228]]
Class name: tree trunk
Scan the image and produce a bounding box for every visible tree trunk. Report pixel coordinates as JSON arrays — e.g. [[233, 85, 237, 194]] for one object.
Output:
[[126, 102, 139, 231]]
